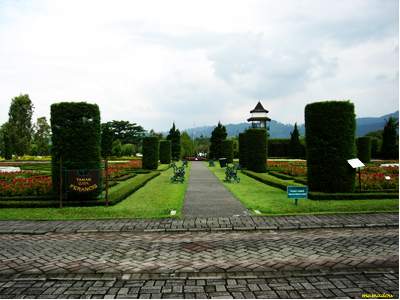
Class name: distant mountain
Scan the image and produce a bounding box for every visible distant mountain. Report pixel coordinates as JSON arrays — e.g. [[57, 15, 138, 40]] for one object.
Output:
[[179, 111, 398, 139]]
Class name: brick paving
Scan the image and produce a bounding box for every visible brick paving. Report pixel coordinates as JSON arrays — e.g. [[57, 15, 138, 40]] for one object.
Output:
[[0, 269, 397, 298], [0, 227, 397, 275], [0, 212, 397, 234]]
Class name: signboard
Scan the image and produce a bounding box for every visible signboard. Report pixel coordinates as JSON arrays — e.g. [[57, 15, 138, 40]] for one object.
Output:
[[66, 169, 100, 193], [287, 186, 308, 199], [347, 158, 365, 169]]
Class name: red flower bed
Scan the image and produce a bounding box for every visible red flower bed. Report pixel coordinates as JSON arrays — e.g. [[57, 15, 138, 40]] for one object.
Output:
[[0, 171, 52, 196], [106, 160, 142, 180], [267, 160, 307, 177]]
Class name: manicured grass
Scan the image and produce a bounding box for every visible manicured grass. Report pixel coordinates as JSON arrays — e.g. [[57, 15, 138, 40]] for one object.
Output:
[[0, 163, 190, 220], [208, 165, 399, 215]]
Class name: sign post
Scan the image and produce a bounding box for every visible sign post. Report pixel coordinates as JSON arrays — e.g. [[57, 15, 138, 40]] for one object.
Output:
[[347, 158, 365, 192], [287, 186, 308, 205]]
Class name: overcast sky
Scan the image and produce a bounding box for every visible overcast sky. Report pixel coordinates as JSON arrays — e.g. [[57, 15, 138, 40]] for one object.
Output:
[[0, 0, 398, 132]]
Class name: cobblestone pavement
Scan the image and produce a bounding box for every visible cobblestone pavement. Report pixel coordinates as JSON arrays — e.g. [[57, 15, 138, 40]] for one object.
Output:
[[0, 213, 397, 234], [0, 269, 398, 298], [0, 227, 397, 275]]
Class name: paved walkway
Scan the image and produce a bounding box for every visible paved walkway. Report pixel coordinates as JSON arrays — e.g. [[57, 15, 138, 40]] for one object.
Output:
[[0, 227, 398, 298], [0, 213, 397, 234], [183, 162, 249, 217], [1, 269, 398, 299]]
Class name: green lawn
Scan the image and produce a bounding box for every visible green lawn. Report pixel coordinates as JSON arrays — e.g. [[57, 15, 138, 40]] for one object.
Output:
[[208, 164, 399, 215], [0, 163, 190, 220]]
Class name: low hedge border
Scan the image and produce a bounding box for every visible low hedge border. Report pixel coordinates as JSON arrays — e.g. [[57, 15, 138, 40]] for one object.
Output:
[[0, 172, 160, 208], [268, 171, 295, 181], [113, 173, 137, 181], [308, 191, 399, 200], [242, 170, 304, 191]]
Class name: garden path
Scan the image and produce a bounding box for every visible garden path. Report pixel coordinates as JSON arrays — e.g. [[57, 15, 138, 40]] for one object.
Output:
[[183, 161, 249, 217]]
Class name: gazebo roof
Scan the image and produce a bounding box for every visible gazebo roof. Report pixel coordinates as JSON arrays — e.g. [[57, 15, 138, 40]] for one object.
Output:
[[250, 101, 269, 113], [247, 116, 271, 122]]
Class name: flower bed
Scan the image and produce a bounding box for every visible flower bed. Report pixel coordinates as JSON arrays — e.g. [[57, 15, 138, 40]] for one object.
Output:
[[0, 171, 52, 196], [107, 160, 142, 180], [267, 160, 399, 192]]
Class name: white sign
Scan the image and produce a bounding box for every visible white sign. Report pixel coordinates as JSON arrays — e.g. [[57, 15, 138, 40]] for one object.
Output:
[[347, 158, 365, 169]]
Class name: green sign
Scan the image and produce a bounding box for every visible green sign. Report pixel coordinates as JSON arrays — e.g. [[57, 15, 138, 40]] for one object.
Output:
[[287, 186, 308, 199]]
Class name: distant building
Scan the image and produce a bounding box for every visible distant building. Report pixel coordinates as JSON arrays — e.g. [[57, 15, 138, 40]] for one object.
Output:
[[247, 101, 271, 129]]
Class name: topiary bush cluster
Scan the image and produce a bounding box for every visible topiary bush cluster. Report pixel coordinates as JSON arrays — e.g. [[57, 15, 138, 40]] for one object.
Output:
[[51, 102, 102, 200], [221, 140, 234, 163], [268, 139, 290, 157], [356, 136, 371, 163], [159, 140, 172, 164], [244, 128, 267, 173], [142, 137, 159, 170], [238, 133, 248, 168], [305, 101, 356, 193]]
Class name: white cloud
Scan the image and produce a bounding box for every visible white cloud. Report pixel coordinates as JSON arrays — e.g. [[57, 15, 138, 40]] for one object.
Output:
[[0, 0, 398, 131]]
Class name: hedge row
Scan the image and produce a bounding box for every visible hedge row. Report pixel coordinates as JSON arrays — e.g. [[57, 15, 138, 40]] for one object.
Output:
[[305, 101, 356, 193], [356, 136, 371, 163], [268, 139, 306, 158], [308, 191, 399, 200], [242, 170, 303, 191], [221, 140, 234, 163], [159, 140, 172, 164], [268, 171, 295, 181], [51, 102, 102, 200], [238, 133, 248, 168], [142, 137, 159, 170]]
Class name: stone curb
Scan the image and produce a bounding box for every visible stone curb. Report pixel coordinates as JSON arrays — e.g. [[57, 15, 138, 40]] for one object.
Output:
[[4, 267, 398, 281], [0, 222, 397, 235]]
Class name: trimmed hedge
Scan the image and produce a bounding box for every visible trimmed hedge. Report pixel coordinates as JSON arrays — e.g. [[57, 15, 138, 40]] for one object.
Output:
[[268, 139, 290, 157], [238, 133, 248, 168], [221, 140, 234, 163], [356, 136, 371, 163], [50, 102, 102, 200], [242, 170, 303, 191], [268, 171, 295, 181], [305, 101, 356, 192], [159, 140, 172, 164], [142, 137, 159, 170], [246, 128, 267, 172], [308, 191, 399, 200]]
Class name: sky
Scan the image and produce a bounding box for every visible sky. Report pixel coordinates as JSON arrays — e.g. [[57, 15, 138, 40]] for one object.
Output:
[[0, 0, 398, 132]]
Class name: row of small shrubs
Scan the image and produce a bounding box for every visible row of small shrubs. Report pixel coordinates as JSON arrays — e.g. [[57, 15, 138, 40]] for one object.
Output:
[[242, 170, 303, 191], [239, 128, 267, 173]]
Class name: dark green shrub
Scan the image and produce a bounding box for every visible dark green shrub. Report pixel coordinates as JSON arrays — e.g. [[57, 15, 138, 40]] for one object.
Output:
[[101, 123, 113, 158], [112, 140, 122, 157], [356, 136, 371, 163], [370, 137, 380, 158], [381, 117, 399, 159], [159, 140, 172, 164], [246, 128, 267, 173], [167, 123, 181, 160], [142, 137, 159, 170], [209, 122, 227, 159], [121, 144, 134, 156], [51, 102, 102, 200], [305, 101, 356, 192], [268, 139, 290, 157], [289, 123, 303, 158], [221, 140, 234, 163], [238, 133, 248, 168]]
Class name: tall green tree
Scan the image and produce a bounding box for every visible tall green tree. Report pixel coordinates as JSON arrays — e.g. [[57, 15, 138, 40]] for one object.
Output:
[[101, 123, 114, 158], [32, 117, 51, 156], [381, 117, 399, 159], [103, 120, 145, 145], [289, 123, 303, 158], [167, 123, 181, 160], [193, 135, 210, 156], [0, 123, 12, 159], [8, 94, 34, 156], [112, 139, 122, 157], [209, 122, 227, 159], [181, 131, 194, 158]]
